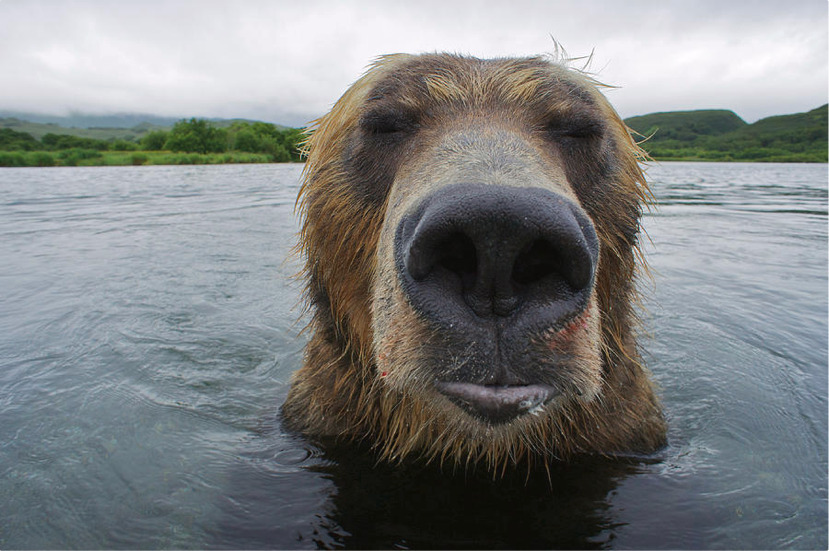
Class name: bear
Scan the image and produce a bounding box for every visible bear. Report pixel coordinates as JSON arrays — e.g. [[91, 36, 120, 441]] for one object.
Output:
[[282, 52, 667, 474]]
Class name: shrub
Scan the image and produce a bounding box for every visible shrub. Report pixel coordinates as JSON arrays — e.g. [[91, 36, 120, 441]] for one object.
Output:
[[131, 153, 149, 165], [0, 152, 27, 166], [41, 133, 109, 151], [0, 128, 39, 151], [58, 148, 104, 166], [164, 118, 228, 153], [110, 139, 139, 151], [31, 152, 56, 166], [234, 128, 264, 152], [140, 130, 169, 151], [269, 143, 291, 162]]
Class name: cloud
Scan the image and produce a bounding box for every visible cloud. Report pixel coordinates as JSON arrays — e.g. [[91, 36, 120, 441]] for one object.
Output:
[[0, 0, 825, 125]]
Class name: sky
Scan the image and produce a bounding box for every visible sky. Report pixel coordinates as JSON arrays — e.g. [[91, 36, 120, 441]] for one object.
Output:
[[0, 0, 826, 126]]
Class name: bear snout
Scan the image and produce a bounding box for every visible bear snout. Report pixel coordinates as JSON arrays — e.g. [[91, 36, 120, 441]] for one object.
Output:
[[395, 183, 599, 331], [393, 183, 601, 423]]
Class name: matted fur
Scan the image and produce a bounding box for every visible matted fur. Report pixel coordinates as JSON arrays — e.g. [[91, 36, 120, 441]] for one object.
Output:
[[282, 52, 666, 473]]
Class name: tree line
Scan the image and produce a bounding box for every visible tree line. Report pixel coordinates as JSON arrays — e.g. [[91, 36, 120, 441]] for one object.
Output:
[[0, 118, 305, 162]]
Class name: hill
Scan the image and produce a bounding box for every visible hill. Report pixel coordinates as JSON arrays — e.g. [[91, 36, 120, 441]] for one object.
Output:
[[625, 105, 827, 162], [625, 109, 747, 141], [0, 113, 288, 141], [0, 117, 163, 141], [0, 111, 183, 129]]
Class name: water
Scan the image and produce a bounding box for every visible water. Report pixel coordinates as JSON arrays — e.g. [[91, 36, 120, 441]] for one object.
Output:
[[0, 162, 825, 549]]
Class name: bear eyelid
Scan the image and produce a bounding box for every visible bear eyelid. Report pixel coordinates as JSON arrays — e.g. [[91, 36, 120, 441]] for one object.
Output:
[[360, 108, 418, 135], [544, 115, 605, 141]]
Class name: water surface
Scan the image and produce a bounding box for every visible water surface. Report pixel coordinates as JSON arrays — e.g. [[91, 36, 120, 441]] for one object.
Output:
[[0, 162, 825, 549]]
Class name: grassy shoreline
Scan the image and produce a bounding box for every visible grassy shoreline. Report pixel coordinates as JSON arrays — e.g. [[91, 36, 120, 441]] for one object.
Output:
[[645, 154, 827, 163], [0, 149, 296, 167]]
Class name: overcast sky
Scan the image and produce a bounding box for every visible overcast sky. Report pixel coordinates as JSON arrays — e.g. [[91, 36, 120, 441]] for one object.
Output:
[[1, 0, 826, 126]]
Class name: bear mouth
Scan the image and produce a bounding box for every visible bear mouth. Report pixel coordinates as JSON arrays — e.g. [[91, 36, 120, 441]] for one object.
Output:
[[435, 381, 559, 424]]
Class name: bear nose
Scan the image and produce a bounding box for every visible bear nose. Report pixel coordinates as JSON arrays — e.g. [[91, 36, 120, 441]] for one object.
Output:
[[397, 183, 599, 322]]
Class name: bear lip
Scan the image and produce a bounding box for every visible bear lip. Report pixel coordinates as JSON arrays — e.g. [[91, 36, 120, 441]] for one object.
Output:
[[435, 382, 558, 424]]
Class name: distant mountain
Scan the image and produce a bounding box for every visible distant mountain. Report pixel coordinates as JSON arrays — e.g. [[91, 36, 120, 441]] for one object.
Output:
[[0, 113, 291, 141], [0, 111, 183, 129], [624, 105, 828, 162], [0, 117, 166, 141]]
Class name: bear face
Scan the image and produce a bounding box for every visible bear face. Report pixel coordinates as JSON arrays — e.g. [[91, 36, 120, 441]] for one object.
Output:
[[283, 53, 666, 472]]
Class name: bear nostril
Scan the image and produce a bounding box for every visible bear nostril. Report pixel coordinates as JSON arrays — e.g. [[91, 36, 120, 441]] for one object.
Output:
[[512, 238, 593, 292], [435, 232, 477, 290], [406, 231, 478, 287], [512, 239, 561, 287]]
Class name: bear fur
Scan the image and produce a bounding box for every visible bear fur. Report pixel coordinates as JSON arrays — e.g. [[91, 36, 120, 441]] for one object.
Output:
[[282, 53, 666, 473]]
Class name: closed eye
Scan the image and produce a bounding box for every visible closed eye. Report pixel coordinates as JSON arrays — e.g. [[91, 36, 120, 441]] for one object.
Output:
[[545, 116, 605, 141], [360, 109, 417, 135]]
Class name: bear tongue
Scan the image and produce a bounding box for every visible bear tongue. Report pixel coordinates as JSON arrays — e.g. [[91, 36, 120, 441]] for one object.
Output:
[[436, 382, 557, 425]]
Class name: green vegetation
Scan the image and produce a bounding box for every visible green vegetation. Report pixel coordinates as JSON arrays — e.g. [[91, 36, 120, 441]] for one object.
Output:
[[140, 130, 169, 150], [0, 149, 278, 167], [165, 118, 229, 154], [0, 128, 41, 150], [0, 117, 305, 166], [625, 105, 827, 162]]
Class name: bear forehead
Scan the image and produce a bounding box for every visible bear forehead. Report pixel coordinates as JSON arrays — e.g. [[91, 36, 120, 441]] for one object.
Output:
[[363, 54, 602, 118]]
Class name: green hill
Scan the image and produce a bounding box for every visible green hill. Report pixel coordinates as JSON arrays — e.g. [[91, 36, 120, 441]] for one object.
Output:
[[625, 105, 828, 162], [626, 109, 747, 141]]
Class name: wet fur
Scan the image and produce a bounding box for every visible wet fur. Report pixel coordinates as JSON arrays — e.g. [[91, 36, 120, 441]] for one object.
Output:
[[282, 53, 667, 473]]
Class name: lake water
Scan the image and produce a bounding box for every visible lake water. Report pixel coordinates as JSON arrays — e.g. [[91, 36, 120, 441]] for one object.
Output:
[[0, 162, 826, 549]]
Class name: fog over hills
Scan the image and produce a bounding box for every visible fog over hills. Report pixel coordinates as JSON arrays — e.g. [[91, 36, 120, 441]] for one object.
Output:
[[0, 111, 288, 130], [0, 111, 186, 129]]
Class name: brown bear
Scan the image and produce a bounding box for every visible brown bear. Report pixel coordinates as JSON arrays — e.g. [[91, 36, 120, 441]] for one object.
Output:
[[282, 52, 667, 473]]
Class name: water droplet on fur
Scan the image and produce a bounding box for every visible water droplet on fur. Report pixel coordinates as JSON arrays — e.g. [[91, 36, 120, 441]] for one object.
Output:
[[529, 403, 546, 416]]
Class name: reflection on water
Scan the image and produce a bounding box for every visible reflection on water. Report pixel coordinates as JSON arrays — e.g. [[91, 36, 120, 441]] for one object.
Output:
[[215, 442, 650, 549], [0, 162, 826, 549]]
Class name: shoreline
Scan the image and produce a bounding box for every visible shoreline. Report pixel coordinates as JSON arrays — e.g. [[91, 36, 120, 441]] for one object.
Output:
[[0, 149, 300, 168], [1, 151, 826, 168]]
